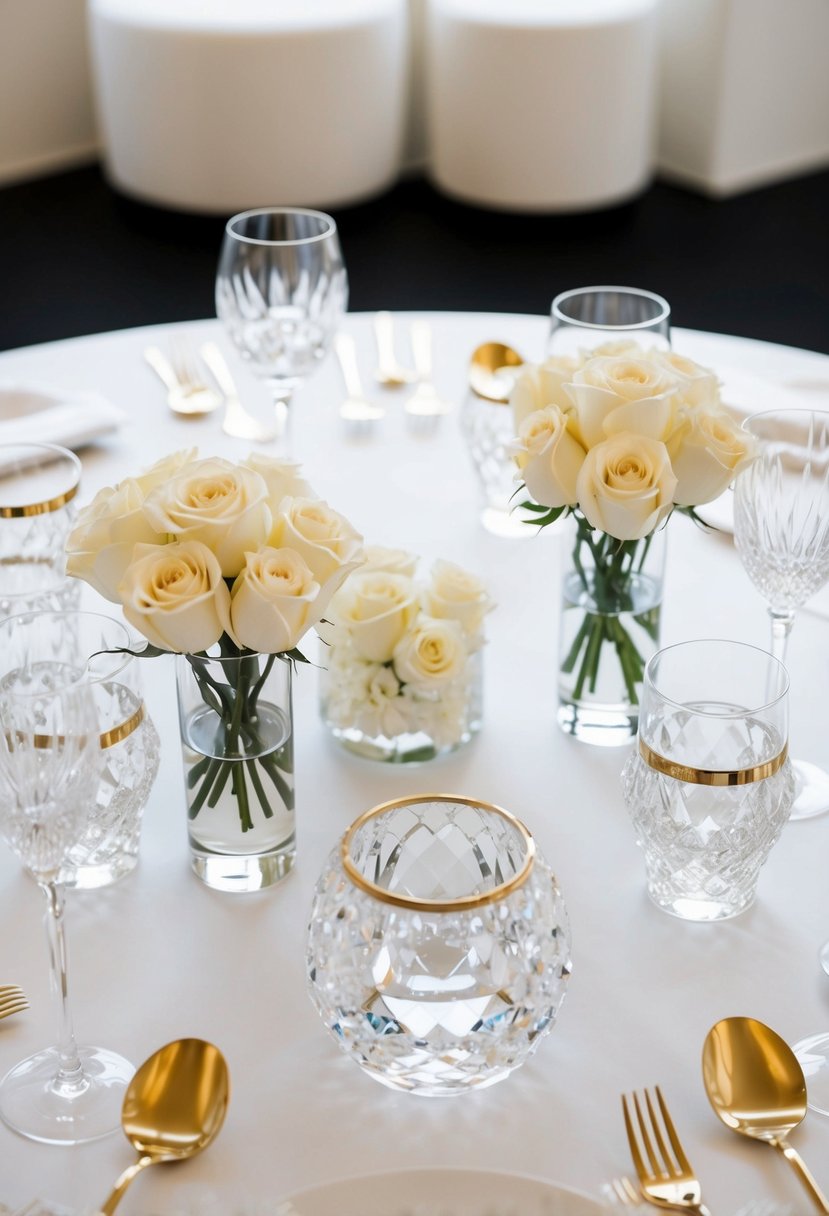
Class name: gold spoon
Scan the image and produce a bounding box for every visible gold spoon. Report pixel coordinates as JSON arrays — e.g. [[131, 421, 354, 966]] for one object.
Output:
[[99, 1038, 230, 1215], [468, 341, 525, 403], [702, 1016, 829, 1213]]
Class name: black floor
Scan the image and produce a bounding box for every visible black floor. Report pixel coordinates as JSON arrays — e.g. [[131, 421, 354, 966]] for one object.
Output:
[[1, 163, 828, 355]]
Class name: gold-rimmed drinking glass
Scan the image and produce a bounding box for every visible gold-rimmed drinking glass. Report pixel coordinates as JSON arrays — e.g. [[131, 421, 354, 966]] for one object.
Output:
[[306, 794, 572, 1096], [0, 443, 82, 620], [0, 610, 134, 1144], [547, 285, 671, 357]]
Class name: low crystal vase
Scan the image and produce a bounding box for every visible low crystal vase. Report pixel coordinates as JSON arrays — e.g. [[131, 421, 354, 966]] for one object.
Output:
[[176, 650, 295, 892], [557, 518, 666, 746]]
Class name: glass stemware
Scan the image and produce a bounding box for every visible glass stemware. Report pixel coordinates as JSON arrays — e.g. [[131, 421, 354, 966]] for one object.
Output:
[[0, 611, 133, 1144], [733, 409, 829, 821], [547, 285, 671, 357], [215, 206, 348, 455]]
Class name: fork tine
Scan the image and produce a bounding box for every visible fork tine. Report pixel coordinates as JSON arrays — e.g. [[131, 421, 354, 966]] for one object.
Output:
[[655, 1084, 692, 1175], [644, 1087, 678, 1178], [0, 985, 25, 997], [633, 1091, 663, 1178], [0, 992, 28, 1008], [611, 1177, 641, 1203], [622, 1094, 648, 1184], [0, 1001, 29, 1019]]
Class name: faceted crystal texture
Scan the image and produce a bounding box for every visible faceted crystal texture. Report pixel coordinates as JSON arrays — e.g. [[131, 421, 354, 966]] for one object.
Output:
[[307, 800, 572, 1096], [623, 711, 794, 921]]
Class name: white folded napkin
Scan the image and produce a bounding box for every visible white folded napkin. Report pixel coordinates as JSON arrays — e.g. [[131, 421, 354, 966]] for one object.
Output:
[[0, 386, 126, 459]]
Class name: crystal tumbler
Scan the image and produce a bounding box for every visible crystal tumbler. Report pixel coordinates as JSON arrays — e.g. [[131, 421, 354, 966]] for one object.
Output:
[[622, 639, 794, 921], [306, 794, 572, 1096], [547, 286, 671, 358]]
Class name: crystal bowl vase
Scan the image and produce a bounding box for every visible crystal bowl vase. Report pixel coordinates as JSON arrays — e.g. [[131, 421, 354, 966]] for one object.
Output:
[[306, 794, 572, 1096]]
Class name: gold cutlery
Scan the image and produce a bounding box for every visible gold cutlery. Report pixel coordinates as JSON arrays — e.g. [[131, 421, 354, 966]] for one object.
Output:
[[703, 1016, 829, 1214], [335, 334, 384, 421], [373, 311, 415, 386], [199, 342, 277, 442], [143, 345, 223, 417], [0, 984, 29, 1021], [622, 1086, 712, 1215], [608, 1176, 646, 1206], [468, 340, 525, 403], [405, 321, 452, 416], [98, 1038, 229, 1215]]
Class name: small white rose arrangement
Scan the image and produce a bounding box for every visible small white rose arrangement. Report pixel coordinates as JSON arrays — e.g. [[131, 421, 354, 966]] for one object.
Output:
[[321, 547, 493, 761], [66, 449, 365, 832], [510, 342, 756, 711]]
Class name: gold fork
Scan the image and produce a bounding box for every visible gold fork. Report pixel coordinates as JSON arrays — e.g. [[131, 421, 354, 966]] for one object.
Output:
[[0, 985, 29, 1021], [608, 1176, 646, 1206], [622, 1086, 713, 1215]]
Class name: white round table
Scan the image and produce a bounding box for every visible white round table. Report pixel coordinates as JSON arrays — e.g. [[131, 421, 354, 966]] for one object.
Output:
[[0, 313, 828, 1213]]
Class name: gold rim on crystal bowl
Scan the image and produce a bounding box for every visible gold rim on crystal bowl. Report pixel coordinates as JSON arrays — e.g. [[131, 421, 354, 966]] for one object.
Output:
[[340, 793, 536, 912]]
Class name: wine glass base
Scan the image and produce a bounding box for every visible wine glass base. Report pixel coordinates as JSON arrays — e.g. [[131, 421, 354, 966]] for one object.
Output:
[[794, 1031, 829, 1116], [789, 758, 829, 820], [820, 938, 829, 979], [0, 1045, 134, 1144]]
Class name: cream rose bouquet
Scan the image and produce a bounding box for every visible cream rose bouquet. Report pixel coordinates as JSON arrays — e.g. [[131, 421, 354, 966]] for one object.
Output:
[[510, 344, 755, 718], [66, 450, 364, 832], [321, 547, 493, 761]]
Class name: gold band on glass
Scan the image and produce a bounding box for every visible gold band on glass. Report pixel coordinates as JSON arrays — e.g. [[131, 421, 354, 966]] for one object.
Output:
[[0, 483, 79, 518], [29, 703, 146, 751], [341, 793, 536, 912], [639, 738, 788, 786]]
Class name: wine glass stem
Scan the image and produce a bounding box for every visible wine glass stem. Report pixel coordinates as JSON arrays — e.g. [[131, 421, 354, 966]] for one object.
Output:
[[270, 389, 293, 455], [41, 879, 84, 1085], [768, 607, 795, 666]]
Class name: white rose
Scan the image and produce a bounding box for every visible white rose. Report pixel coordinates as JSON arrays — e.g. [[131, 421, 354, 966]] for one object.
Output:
[[143, 457, 271, 578], [576, 432, 677, 540], [668, 410, 756, 506], [510, 356, 581, 428], [269, 496, 365, 618], [242, 453, 314, 505], [392, 616, 468, 689], [333, 571, 419, 662], [361, 545, 419, 577], [423, 560, 493, 637], [117, 540, 233, 653], [230, 548, 320, 653], [566, 355, 679, 448], [513, 406, 586, 509], [654, 351, 721, 409], [132, 448, 199, 495], [66, 479, 163, 602]]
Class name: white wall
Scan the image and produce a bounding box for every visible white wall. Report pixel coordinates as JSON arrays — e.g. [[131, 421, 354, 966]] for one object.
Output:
[[0, 0, 98, 187]]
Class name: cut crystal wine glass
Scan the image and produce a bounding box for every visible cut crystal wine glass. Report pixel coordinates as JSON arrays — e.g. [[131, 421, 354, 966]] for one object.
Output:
[[0, 611, 133, 1143], [215, 207, 348, 456]]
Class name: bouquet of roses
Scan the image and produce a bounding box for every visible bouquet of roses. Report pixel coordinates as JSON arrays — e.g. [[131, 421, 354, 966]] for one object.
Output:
[[66, 449, 364, 830], [321, 546, 492, 754], [510, 343, 755, 707]]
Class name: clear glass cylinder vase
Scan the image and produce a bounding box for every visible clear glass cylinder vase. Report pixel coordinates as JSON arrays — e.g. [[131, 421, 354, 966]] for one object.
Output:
[[176, 650, 295, 892], [557, 519, 666, 746]]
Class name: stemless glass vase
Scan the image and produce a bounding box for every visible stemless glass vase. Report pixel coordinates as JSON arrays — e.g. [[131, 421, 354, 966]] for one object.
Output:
[[733, 409, 829, 820], [307, 795, 572, 1096], [0, 443, 82, 619], [557, 518, 667, 746], [622, 640, 794, 922], [215, 207, 348, 455], [176, 650, 295, 893], [547, 286, 671, 357], [0, 611, 133, 1144]]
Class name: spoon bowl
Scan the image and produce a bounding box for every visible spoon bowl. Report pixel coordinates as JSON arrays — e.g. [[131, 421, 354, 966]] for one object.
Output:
[[100, 1038, 230, 1214], [468, 341, 525, 403], [702, 1016, 829, 1212]]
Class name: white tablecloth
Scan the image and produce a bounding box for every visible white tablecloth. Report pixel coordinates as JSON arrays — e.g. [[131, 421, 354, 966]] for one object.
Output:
[[0, 313, 828, 1213]]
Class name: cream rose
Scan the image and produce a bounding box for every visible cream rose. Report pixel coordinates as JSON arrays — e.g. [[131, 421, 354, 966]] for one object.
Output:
[[230, 547, 320, 653], [333, 571, 418, 663], [392, 617, 468, 689], [142, 457, 271, 578], [510, 356, 581, 428], [423, 560, 493, 636], [566, 355, 679, 448], [242, 453, 314, 505], [576, 432, 677, 540], [66, 479, 164, 602], [668, 410, 755, 506], [117, 540, 233, 652], [654, 352, 721, 409], [361, 545, 419, 577], [513, 405, 586, 508], [269, 496, 364, 617]]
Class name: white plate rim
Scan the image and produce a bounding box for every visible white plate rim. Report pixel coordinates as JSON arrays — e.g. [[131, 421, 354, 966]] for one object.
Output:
[[275, 1166, 605, 1216]]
